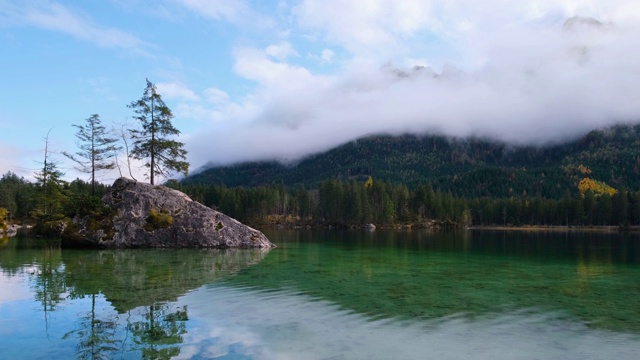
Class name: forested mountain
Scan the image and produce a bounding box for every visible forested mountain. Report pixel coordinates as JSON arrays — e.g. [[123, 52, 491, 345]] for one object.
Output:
[[184, 124, 640, 198], [5, 124, 639, 232]]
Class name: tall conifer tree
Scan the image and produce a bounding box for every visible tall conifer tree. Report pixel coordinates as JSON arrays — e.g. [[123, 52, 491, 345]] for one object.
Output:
[[129, 79, 189, 185], [63, 114, 120, 195], [35, 130, 65, 221]]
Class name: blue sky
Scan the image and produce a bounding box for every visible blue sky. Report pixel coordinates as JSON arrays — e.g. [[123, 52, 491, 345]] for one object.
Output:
[[2, 1, 640, 183]]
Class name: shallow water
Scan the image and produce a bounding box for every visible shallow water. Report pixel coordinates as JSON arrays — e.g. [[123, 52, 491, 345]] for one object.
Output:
[[1, 230, 639, 359]]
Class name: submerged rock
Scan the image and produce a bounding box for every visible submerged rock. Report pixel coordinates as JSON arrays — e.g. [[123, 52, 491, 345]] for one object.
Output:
[[66, 177, 274, 249]]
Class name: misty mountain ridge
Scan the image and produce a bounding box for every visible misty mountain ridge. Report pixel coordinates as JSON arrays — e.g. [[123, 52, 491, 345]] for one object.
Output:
[[562, 16, 607, 32], [183, 123, 640, 199]]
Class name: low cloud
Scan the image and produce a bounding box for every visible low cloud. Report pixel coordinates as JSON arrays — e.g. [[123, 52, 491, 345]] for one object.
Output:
[[184, 12, 640, 170]]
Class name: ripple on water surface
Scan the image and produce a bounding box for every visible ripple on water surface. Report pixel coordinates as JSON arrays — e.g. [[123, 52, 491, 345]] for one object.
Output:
[[2, 231, 640, 359], [176, 283, 640, 360]]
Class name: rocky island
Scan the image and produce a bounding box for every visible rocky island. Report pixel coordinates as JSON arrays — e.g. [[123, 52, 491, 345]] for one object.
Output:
[[63, 177, 275, 249]]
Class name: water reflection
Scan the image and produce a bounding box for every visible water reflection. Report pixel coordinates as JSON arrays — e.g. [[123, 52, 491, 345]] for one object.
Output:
[[2, 231, 640, 359], [128, 303, 189, 359], [62, 293, 121, 360], [238, 230, 640, 332], [0, 235, 9, 249], [61, 248, 271, 312], [268, 229, 640, 264], [180, 285, 640, 360], [0, 238, 270, 359]]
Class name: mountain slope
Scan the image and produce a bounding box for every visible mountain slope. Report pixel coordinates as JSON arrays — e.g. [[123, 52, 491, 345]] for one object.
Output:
[[183, 124, 640, 198]]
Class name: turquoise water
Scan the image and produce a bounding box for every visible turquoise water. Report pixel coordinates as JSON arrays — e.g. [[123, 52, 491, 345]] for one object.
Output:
[[1, 230, 639, 359]]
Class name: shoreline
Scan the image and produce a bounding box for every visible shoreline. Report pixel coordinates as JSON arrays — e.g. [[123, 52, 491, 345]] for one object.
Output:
[[468, 225, 635, 232], [253, 221, 637, 233]]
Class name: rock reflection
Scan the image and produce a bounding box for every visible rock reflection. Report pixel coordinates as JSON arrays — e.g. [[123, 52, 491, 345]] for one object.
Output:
[[62, 248, 271, 312], [0, 238, 271, 359]]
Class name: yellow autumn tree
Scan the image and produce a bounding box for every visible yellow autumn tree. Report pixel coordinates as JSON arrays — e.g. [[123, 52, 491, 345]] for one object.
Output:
[[577, 164, 592, 175], [578, 178, 617, 197], [0, 208, 8, 235], [364, 176, 374, 189]]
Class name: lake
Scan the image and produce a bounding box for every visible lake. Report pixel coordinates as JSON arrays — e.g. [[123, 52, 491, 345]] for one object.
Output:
[[1, 230, 639, 359]]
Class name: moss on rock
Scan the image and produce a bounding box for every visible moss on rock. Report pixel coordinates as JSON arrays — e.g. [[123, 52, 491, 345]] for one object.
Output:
[[144, 208, 173, 231]]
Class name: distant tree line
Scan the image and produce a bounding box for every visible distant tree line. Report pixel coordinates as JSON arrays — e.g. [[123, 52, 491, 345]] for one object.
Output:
[[0, 172, 108, 223], [3, 171, 640, 232], [166, 177, 640, 229]]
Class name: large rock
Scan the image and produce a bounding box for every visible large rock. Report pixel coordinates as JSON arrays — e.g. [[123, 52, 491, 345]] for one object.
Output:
[[69, 177, 274, 249]]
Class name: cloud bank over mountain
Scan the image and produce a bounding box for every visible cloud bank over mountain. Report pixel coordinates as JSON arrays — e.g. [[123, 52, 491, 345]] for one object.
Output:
[[180, 1, 640, 169]]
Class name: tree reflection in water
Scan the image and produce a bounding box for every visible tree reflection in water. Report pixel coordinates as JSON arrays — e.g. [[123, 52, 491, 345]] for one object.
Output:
[[63, 294, 121, 360], [128, 303, 188, 360], [0, 238, 269, 359], [31, 243, 67, 338]]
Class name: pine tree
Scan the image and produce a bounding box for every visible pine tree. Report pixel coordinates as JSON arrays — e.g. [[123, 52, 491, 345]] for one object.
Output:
[[63, 114, 120, 195], [129, 79, 189, 185], [34, 130, 66, 222]]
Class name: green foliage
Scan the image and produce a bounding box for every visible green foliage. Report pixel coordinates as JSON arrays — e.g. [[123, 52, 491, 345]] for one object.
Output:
[[0, 172, 33, 219], [33, 220, 67, 237], [63, 114, 121, 196], [63, 193, 105, 218], [0, 173, 113, 238], [60, 220, 84, 244], [144, 208, 173, 232], [180, 179, 472, 228], [33, 132, 67, 225], [178, 176, 640, 229], [129, 79, 189, 185]]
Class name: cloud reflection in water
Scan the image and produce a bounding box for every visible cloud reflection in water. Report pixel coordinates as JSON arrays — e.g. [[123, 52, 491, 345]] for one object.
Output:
[[178, 284, 639, 360]]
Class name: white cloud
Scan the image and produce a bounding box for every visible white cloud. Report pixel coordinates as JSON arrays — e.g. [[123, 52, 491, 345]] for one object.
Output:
[[157, 82, 201, 102], [320, 49, 335, 64], [178, 0, 248, 21], [292, 0, 640, 66], [233, 46, 317, 86], [178, 0, 274, 28], [1, 1, 148, 52], [204, 88, 230, 105], [265, 41, 298, 61], [293, 0, 421, 58], [184, 4, 640, 170]]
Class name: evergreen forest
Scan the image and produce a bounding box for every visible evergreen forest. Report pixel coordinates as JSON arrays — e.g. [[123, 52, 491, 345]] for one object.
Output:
[[3, 124, 640, 232]]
